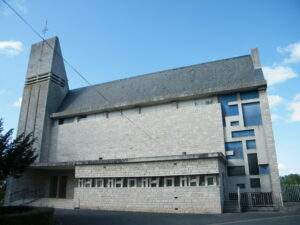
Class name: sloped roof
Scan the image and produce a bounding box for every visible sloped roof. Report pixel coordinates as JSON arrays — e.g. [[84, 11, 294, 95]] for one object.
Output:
[[52, 55, 267, 118]]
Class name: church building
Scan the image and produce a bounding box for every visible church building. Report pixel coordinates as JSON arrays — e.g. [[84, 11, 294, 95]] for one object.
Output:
[[5, 37, 282, 213]]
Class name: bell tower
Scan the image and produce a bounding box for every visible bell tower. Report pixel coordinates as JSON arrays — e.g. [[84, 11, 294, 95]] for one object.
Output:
[[17, 37, 68, 162]]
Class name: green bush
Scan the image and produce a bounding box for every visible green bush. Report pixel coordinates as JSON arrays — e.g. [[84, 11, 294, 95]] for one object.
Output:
[[0, 206, 54, 225]]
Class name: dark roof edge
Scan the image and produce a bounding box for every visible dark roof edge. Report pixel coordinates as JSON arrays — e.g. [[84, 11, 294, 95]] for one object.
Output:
[[51, 83, 267, 119], [30, 152, 226, 169]]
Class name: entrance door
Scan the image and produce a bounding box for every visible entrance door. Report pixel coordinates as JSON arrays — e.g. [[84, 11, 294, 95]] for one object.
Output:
[[49, 176, 67, 198]]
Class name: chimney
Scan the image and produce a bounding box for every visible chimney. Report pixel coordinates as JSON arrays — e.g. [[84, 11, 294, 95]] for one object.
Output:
[[250, 48, 261, 69]]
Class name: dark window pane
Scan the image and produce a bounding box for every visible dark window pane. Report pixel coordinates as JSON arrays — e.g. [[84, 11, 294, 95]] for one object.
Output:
[[259, 164, 270, 175], [248, 153, 259, 175], [58, 176, 67, 198], [237, 184, 245, 189], [225, 141, 243, 159], [227, 166, 246, 176], [242, 102, 262, 126], [49, 176, 58, 198], [207, 177, 214, 185], [246, 140, 256, 149], [232, 129, 255, 138], [231, 121, 239, 126], [250, 178, 261, 188], [240, 90, 259, 100], [58, 119, 64, 125]]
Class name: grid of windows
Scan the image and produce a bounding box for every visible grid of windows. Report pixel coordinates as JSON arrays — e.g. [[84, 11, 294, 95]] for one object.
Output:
[[242, 102, 262, 126], [77, 175, 218, 188], [225, 141, 243, 159], [232, 129, 255, 138], [227, 166, 246, 176], [246, 140, 256, 149]]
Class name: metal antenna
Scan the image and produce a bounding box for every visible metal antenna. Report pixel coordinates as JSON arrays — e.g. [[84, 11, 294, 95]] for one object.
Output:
[[42, 20, 48, 39]]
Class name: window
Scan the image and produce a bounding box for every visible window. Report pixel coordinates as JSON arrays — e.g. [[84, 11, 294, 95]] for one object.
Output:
[[250, 178, 261, 188], [164, 177, 174, 187], [232, 129, 255, 138], [189, 176, 198, 186], [207, 176, 215, 186], [242, 102, 262, 126], [115, 178, 123, 188], [128, 178, 136, 187], [58, 119, 64, 125], [225, 141, 243, 159], [259, 164, 270, 175], [150, 177, 159, 187], [199, 175, 205, 186], [246, 140, 256, 149], [240, 90, 259, 100], [248, 153, 259, 175], [230, 121, 239, 126], [227, 166, 246, 176], [218, 94, 239, 117], [180, 177, 188, 187], [95, 179, 104, 187], [237, 184, 245, 189]]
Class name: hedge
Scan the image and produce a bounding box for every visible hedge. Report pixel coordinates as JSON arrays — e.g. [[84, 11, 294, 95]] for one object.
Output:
[[0, 206, 54, 225]]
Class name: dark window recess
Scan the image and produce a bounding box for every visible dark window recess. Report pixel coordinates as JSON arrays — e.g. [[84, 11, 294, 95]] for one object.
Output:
[[58, 176, 67, 198], [58, 119, 64, 125], [248, 153, 259, 175], [250, 178, 261, 188], [246, 140, 256, 149], [259, 164, 270, 175], [232, 129, 255, 138], [227, 166, 246, 176], [49, 176, 58, 198], [230, 121, 239, 126], [237, 184, 246, 189], [240, 90, 259, 100], [242, 102, 262, 126], [225, 141, 243, 159]]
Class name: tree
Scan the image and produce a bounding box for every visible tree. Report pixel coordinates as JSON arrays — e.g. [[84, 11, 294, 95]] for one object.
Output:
[[0, 118, 37, 183], [281, 174, 300, 186]]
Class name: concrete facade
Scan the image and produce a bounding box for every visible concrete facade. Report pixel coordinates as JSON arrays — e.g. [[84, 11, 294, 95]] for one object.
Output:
[[5, 37, 282, 213]]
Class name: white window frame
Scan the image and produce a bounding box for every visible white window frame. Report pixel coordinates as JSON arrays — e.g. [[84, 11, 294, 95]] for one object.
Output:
[[164, 177, 175, 187], [206, 175, 216, 186]]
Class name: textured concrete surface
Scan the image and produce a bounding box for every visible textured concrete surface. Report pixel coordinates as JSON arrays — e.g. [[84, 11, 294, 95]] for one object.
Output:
[[54, 209, 300, 225]]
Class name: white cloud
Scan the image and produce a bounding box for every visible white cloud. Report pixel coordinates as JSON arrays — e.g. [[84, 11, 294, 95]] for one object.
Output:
[[277, 42, 300, 64], [293, 93, 300, 101], [289, 102, 300, 122], [262, 66, 297, 86], [268, 95, 284, 108], [278, 162, 300, 176], [0, 40, 24, 56], [11, 97, 22, 108]]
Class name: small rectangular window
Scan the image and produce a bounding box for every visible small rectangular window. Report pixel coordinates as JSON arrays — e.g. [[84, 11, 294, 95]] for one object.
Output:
[[58, 119, 64, 125], [128, 178, 136, 187], [246, 140, 256, 149], [199, 175, 205, 186], [230, 121, 239, 126], [240, 90, 259, 100], [207, 176, 215, 186], [227, 166, 246, 176], [242, 102, 262, 126], [164, 177, 174, 187], [259, 164, 270, 175], [237, 183, 245, 189], [232, 129, 255, 138], [248, 153, 259, 175], [250, 178, 261, 188]]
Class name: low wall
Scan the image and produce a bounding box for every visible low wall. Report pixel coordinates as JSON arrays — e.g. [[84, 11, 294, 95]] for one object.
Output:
[[74, 186, 222, 213]]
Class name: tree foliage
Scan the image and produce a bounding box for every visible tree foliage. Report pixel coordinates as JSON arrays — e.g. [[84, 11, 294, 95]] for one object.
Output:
[[281, 174, 300, 186], [0, 118, 37, 182]]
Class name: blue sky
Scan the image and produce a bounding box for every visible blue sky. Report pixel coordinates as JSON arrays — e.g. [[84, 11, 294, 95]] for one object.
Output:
[[0, 0, 299, 175]]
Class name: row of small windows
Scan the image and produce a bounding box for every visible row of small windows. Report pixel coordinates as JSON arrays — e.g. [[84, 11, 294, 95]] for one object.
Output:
[[77, 175, 218, 188], [227, 163, 269, 177], [235, 178, 261, 189]]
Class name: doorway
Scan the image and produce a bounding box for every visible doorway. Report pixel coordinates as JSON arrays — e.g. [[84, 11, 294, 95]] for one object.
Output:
[[49, 176, 67, 198]]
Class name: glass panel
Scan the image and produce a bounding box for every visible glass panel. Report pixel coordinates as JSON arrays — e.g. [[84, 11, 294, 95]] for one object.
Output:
[[246, 140, 256, 149], [225, 141, 243, 159], [242, 102, 262, 126], [207, 177, 215, 186], [248, 153, 259, 175], [218, 94, 239, 117], [240, 90, 259, 100], [250, 178, 261, 188], [259, 164, 270, 175], [227, 166, 246, 176], [232, 129, 255, 138]]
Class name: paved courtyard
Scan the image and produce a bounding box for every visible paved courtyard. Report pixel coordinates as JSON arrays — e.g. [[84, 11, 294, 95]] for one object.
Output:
[[55, 209, 300, 225]]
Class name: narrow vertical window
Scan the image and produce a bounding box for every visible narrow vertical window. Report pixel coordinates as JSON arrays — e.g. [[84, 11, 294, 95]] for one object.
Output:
[[242, 102, 262, 126], [248, 153, 259, 175]]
